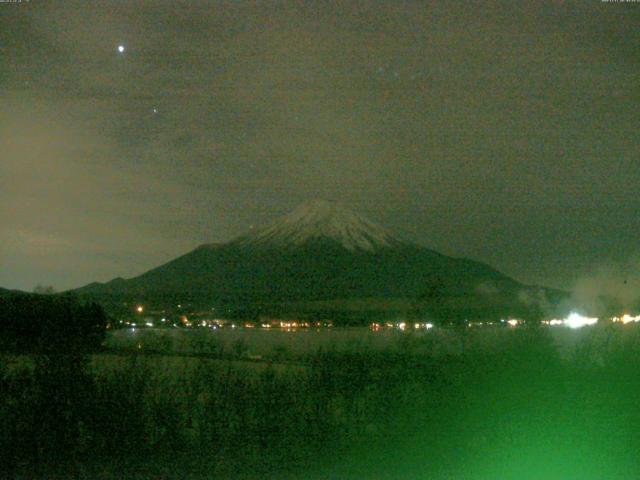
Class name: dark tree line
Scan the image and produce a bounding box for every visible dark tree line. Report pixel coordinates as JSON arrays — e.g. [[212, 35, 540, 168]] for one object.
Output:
[[0, 292, 108, 477], [0, 292, 107, 353]]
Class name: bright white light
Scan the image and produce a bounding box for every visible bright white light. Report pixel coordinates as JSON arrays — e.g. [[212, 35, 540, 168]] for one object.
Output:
[[425, 323, 434, 329], [564, 312, 598, 329], [507, 319, 519, 327], [136, 305, 143, 313], [549, 319, 563, 326], [117, 45, 125, 53], [145, 322, 153, 327]]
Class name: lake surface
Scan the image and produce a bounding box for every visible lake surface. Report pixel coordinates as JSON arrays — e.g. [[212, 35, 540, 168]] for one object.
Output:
[[104, 323, 627, 361]]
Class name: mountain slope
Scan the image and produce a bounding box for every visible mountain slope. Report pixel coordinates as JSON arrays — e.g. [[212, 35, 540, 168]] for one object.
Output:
[[73, 200, 564, 321]]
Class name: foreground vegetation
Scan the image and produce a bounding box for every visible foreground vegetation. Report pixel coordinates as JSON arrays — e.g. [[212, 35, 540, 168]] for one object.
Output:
[[2, 324, 640, 479]]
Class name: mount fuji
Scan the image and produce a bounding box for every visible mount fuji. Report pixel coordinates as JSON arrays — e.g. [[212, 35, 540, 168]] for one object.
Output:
[[73, 200, 563, 322]]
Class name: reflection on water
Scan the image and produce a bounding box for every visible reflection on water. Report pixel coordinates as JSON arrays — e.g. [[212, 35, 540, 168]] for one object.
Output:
[[104, 323, 621, 362]]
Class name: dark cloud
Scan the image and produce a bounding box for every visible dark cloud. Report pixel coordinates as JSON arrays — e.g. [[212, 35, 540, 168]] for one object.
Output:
[[1, 1, 639, 291]]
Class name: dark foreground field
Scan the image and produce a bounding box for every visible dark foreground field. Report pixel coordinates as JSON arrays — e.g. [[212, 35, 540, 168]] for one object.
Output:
[[2, 325, 640, 479]]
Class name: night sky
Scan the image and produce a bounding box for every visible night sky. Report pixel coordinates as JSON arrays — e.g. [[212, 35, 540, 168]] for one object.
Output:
[[1, 1, 639, 292]]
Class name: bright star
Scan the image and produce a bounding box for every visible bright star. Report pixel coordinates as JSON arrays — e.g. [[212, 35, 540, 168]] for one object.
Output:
[[117, 45, 125, 53]]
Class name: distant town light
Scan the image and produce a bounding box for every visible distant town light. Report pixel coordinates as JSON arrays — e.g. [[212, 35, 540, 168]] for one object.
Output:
[[612, 314, 640, 324], [136, 305, 143, 313]]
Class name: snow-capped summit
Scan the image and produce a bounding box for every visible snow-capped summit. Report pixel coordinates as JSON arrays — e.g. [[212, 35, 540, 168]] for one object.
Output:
[[235, 199, 402, 252]]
